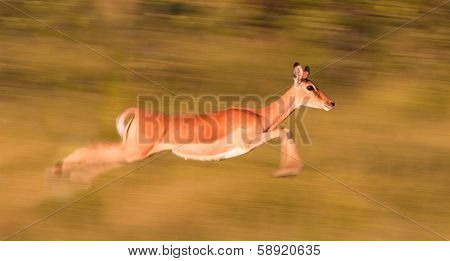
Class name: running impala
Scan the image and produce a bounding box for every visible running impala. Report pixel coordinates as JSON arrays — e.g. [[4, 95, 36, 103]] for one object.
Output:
[[52, 63, 335, 179]]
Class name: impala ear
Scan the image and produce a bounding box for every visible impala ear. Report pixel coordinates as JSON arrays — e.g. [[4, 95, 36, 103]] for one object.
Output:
[[302, 65, 310, 79], [293, 62, 303, 83]]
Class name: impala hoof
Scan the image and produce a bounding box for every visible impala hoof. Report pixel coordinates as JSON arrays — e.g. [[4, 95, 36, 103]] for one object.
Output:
[[50, 161, 63, 176], [273, 167, 300, 178]]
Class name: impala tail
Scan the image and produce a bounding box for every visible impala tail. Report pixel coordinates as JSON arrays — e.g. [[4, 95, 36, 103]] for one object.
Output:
[[116, 107, 138, 141]]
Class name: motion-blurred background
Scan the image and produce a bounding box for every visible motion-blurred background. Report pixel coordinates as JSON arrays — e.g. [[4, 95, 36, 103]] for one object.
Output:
[[0, 0, 449, 240]]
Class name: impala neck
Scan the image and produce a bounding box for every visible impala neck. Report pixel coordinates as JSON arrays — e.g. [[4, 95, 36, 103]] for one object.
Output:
[[258, 86, 299, 130]]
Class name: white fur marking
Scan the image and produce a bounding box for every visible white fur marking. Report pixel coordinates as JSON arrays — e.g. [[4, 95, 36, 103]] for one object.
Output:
[[172, 147, 248, 161]]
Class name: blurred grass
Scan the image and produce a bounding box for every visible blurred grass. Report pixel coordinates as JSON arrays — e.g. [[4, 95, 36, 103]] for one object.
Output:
[[0, 0, 449, 240]]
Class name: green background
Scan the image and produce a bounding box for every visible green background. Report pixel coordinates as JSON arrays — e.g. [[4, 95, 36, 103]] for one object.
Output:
[[0, 0, 449, 240]]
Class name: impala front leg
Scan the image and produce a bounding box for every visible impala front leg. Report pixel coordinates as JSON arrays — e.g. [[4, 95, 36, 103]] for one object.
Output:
[[274, 128, 303, 177], [243, 128, 302, 177]]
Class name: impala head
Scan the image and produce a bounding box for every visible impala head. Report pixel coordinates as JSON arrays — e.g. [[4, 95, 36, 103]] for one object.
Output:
[[292, 62, 335, 111]]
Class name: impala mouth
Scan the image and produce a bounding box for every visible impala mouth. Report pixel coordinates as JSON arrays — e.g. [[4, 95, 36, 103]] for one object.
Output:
[[323, 104, 334, 111]]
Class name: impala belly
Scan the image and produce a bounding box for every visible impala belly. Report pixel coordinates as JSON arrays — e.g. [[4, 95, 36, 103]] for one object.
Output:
[[169, 127, 252, 161], [172, 146, 249, 161]]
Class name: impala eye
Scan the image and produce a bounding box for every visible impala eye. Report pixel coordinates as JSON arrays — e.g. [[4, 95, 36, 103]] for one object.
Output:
[[306, 86, 315, 91]]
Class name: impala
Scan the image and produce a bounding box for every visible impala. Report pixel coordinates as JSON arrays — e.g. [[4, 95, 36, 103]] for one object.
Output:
[[52, 63, 335, 179]]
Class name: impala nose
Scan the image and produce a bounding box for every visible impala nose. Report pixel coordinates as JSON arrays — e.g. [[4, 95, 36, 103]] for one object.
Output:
[[331, 101, 336, 107]]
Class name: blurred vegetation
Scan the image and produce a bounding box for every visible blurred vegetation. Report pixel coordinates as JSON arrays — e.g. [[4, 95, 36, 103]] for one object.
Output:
[[0, 0, 449, 240]]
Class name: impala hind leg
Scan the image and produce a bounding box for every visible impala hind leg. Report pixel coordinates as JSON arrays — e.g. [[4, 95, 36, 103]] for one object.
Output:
[[50, 142, 128, 182]]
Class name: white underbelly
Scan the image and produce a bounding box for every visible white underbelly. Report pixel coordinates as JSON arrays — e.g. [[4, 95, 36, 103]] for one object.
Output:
[[172, 146, 249, 161], [164, 127, 253, 161]]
